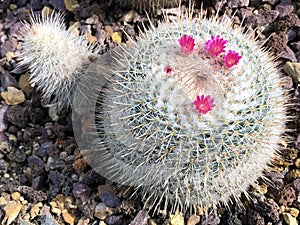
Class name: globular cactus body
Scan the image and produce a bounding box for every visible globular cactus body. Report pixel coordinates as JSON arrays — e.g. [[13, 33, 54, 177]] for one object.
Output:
[[75, 11, 291, 213], [16, 12, 99, 111]]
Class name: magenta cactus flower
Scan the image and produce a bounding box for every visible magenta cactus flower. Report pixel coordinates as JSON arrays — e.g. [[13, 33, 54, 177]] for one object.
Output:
[[193, 95, 215, 114], [205, 35, 228, 56], [224, 50, 242, 68], [178, 34, 195, 54]]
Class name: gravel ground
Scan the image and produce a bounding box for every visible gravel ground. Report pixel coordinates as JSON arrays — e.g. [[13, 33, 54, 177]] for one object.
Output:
[[0, 0, 300, 224]]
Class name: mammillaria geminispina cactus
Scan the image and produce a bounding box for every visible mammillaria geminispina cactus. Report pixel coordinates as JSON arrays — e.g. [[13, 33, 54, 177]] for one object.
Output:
[[73, 8, 292, 214]]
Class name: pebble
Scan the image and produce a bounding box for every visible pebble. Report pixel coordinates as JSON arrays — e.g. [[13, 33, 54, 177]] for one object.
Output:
[[105, 215, 123, 225], [283, 62, 300, 84], [94, 203, 113, 220], [72, 157, 88, 173], [275, 0, 294, 18], [41, 213, 59, 225], [169, 212, 184, 225], [227, 0, 249, 8], [0, 104, 8, 132], [129, 209, 148, 225], [1, 86, 25, 105], [289, 207, 299, 218], [64, 0, 78, 12], [27, 155, 45, 176], [6, 105, 28, 128], [73, 182, 91, 204], [62, 209, 75, 225], [112, 32, 122, 43], [201, 214, 221, 225], [18, 74, 32, 97], [283, 212, 298, 225], [278, 187, 296, 206], [3, 200, 23, 225], [119, 10, 138, 23], [187, 214, 200, 225], [11, 192, 21, 201], [0, 36, 18, 57], [100, 191, 121, 208], [30, 202, 42, 219], [49, 170, 64, 186], [286, 169, 300, 181]]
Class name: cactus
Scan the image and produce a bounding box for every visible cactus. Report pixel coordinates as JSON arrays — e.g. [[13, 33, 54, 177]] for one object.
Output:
[[15, 11, 99, 111], [113, 0, 186, 12], [73, 10, 292, 214]]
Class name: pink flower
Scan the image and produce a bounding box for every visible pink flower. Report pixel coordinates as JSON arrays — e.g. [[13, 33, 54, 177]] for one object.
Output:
[[224, 50, 242, 68], [178, 34, 195, 54], [164, 66, 173, 75], [194, 95, 215, 114], [205, 35, 228, 56]]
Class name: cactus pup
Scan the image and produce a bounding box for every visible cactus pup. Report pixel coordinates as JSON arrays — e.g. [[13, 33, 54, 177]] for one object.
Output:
[[15, 11, 99, 111]]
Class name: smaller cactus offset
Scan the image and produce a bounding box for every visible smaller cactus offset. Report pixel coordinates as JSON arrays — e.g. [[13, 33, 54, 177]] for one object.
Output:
[[15, 11, 100, 111], [73, 9, 292, 214]]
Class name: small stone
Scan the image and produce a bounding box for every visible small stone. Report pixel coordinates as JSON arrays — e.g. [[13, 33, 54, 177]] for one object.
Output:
[[94, 203, 113, 220], [281, 46, 297, 62], [49, 170, 64, 186], [27, 155, 45, 176], [73, 182, 91, 204], [283, 62, 300, 84], [18, 74, 32, 97], [3, 200, 23, 225], [0, 104, 8, 132], [1, 37, 18, 57], [105, 215, 123, 225], [72, 158, 88, 173], [0, 70, 18, 90], [30, 202, 42, 219], [227, 0, 249, 8], [292, 178, 300, 194], [38, 142, 53, 157], [11, 192, 21, 201], [295, 158, 300, 168], [49, 0, 66, 11], [129, 209, 148, 225], [1, 86, 25, 105], [62, 209, 75, 225], [187, 214, 200, 225], [286, 169, 300, 181], [64, 0, 78, 12], [119, 10, 138, 23], [6, 52, 14, 62], [278, 186, 296, 206], [100, 191, 121, 208], [112, 32, 122, 43], [276, 1, 294, 18], [41, 213, 59, 225], [0, 196, 8, 206], [77, 218, 90, 225], [283, 212, 298, 225], [169, 212, 184, 225], [290, 208, 299, 218], [6, 104, 28, 128], [201, 214, 221, 225]]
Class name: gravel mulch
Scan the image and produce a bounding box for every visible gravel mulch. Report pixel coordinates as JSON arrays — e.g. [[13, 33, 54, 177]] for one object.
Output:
[[0, 0, 300, 224]]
